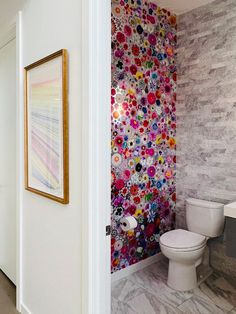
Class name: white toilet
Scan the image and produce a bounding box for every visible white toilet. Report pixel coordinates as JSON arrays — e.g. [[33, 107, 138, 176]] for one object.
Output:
[[160, 198, 225, 291]]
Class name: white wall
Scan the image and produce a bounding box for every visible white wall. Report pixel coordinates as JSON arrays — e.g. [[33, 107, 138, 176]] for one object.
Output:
[[20, 0, 82, 313], [0, 37, 16, 284]]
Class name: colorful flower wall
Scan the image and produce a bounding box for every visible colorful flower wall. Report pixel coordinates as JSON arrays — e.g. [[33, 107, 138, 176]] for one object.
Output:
[[111, 0, 177, 273]]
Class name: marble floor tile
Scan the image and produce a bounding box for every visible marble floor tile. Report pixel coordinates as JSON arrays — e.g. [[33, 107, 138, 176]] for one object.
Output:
[[178, 295, 228, 314], [112, 262, 236, 314], [127, 291, 184, 314], [111, 297, 138, 314], [144, 257, 169, 281], [206, 273, 236, 307], [112, 278, 146, 303], [193, 273, 236, 311], [128, 268, 193, 308]]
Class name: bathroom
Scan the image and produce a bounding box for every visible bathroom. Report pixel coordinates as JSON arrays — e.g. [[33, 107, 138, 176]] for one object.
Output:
[[111, 0, 236, 313]]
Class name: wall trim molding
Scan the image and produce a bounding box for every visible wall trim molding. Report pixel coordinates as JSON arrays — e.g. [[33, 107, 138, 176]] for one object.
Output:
[[16, 12, 23, 313], [21, 303, 32, 314], [81, 0, 111, 314], [111, 253, 164, 283]]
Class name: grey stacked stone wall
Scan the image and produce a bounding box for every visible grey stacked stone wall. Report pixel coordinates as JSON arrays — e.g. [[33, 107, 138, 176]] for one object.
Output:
[[177, 0, 236, 277]]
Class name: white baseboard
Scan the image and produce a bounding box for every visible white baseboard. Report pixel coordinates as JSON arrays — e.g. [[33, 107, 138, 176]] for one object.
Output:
[[20, 254, 164, 313], [111, 253, 164, 283], [21, 303, 32, 314]]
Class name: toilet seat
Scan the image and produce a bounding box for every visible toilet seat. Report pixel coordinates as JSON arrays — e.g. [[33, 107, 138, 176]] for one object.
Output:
[[160, 229, 206, 252]]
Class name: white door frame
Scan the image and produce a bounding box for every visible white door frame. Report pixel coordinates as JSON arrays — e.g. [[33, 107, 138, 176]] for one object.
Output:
[[81, 1, 111, 314], [16, 12, 23, 312], [0, 19, 22, 312]]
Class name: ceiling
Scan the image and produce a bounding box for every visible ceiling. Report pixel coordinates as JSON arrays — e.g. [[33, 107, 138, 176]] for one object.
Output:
[[0, 0, 26, 29], [0, 0, 216, 29], [153, 0, 216, 15]]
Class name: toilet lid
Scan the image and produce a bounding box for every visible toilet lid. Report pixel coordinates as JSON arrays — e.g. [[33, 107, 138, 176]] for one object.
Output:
[[160, 229, 206, 249]]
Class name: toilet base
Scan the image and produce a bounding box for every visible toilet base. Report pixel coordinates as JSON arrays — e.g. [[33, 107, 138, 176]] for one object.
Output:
[[167, 260, 197, 291], [197, 263, 213, 286]]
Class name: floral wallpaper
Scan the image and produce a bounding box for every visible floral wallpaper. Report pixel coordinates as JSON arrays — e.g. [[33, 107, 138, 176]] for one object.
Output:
[[111, 0, 177, 273]]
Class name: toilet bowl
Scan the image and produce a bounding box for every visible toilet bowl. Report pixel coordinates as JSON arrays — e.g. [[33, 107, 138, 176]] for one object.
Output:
[[160, 198, 224, 291], [160, 229, 207, 291]]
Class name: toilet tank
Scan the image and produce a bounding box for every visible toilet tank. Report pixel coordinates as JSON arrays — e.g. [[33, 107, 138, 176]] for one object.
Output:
[[186, 198, 225, 238]]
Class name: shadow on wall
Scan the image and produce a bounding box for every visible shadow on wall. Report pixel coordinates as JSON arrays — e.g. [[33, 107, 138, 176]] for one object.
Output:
[[111, 0, 177, 273]]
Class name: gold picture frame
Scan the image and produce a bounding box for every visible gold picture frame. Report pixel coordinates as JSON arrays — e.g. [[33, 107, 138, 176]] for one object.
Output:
[[24, 49, 69, 204]]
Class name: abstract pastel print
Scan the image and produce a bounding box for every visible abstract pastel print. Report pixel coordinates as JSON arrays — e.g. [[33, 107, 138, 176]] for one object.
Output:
[[27, 57, 64, 199], [111, 0, 177, 273]]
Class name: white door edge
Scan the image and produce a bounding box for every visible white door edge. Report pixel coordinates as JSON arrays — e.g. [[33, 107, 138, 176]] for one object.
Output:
[[16, 11, 23, 313], [81, 1, 111, 314]]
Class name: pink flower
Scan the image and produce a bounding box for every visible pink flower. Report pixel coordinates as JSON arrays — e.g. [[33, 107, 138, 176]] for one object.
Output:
[[165, 169, 173, 179], [149, 132, 157, 141], [145, 223, 155, 237], [123, 169, 131, 180], [148, 34, 157, 46], [122, 102, 129, 110], [130, 119, 139, 129], [147, 166, 156, 177], [115, 49, 124, 58], [152, 112, 158, 119], [167, 32, 174, 41], [124, 57, 131, 66], [115, 179, 125, 190], [122, 200, 129, 209], [147, 15, 156, 24], [124, 25, 132, 37], [127, 205, 136, 215], [115, 136, 123, 147], [147, 92, 156, 105], [116, 32, 126, 43], [147, 148, 154, 156], [130, 65, 137, 75]]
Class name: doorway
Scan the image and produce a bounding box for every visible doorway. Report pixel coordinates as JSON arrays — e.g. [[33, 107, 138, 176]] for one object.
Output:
[[0, 33, 17, 312]]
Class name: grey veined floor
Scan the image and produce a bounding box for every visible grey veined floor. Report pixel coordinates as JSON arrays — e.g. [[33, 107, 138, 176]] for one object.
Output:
[[111, 256, 236, 314], [0, 271, 19, 314]]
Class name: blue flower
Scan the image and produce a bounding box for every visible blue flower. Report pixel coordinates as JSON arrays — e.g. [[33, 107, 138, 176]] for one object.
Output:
[[114, 251, 119, 257], [152, 72, 158, 79], [152, 123, 158, 130], [157, 181, 162, 189], [148, 207, 157, 222], [139, 183, 145, 189], [151, 203, 157, 210]]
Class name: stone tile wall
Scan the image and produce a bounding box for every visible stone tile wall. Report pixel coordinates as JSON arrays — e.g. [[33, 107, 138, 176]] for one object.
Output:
[[177, 0, 236, 277]]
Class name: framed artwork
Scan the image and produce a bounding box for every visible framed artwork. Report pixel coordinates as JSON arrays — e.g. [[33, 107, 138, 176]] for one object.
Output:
[[24, 49, 69, 204]]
